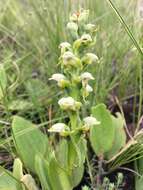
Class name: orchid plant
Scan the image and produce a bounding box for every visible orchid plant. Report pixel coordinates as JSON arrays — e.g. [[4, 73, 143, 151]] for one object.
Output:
[[2, 9, 142, 190]]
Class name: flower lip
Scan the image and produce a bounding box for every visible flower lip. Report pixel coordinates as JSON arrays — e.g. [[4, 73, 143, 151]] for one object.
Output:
[[83, 116, 100, 126], [48, 123, 67, 133], [86, 84, 93, 92], [80, 72, 95, 81], [49, 73, 66, 82]]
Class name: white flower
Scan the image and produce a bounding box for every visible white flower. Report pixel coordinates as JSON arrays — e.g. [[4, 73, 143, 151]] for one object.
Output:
[[48, 123, 67, 133], [86, 84, 93, 92], [80, 72, 94, 81], [58, 97, 74, 107], [49, 73, 69, 88], [59, 42, 71, 49], [85, 53, 99, 64], [62, 51, 75, 61], [81, 34, 92, 43], [85, 24, 96, 32], [62, 51, 82, 68], [59, 42, 71, 54], [49, 73, 66, 82], [58, 97, 81, 111], [69, 9, 89, 24], [83, 116, 100, 126]]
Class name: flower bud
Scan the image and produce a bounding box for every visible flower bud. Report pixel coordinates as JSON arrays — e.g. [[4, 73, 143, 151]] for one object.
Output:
[[78, 9, 89, 25], [67, 22, 78, 39], [82, 53, 99, 65], [83, 116, 100, 127], [85, 23, 96, 33], [70, 13, 78, 22], [58, 97, 82, 111]]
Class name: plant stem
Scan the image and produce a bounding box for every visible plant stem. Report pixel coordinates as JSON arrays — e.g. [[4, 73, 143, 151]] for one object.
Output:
[[96, 155, 104, 189]]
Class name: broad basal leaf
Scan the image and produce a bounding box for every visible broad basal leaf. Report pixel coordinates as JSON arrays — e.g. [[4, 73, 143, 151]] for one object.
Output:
[[35, 154, 52, 190], [48, 153, 72, 190], [90, 104, 115, 157], [12, 116, 49, 172], [0, 168, 22, 190], [105, 113, 126, 160]]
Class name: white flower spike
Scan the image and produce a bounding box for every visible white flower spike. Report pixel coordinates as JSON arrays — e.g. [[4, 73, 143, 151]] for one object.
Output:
[[83, 116, 100, 127], [48, 123, 67, 133]]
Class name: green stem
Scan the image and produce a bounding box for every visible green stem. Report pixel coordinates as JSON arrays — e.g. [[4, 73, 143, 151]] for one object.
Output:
[[69, 112, 78, 130]]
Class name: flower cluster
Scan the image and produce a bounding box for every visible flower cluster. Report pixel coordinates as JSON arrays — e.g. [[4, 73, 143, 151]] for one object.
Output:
[[48, 9, 100, 135]]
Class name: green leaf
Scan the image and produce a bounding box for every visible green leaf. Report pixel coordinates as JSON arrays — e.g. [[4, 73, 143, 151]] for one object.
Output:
[[0, 168, 22, 190], [56, 139, 69, 169], [13, 158, 23, 180], [35, 154, 52, 190], [70, 164, 84, 188], [105, 113, 126, 159], [8, 100, 33, 111], [90, 104, 115, 156], [0, 65, 7, 99], [135, 177, 143, 190], [13, 158, 23, 190], [48, 153, 72, 190], [56, 137, 86, 188], [12, 116, 49, 172]]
